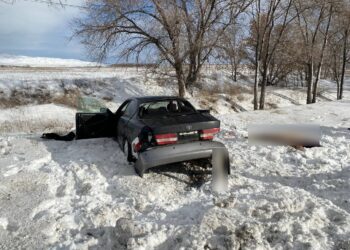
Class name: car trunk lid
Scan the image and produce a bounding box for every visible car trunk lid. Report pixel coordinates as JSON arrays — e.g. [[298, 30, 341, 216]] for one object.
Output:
[[140, 112, 220, 143]]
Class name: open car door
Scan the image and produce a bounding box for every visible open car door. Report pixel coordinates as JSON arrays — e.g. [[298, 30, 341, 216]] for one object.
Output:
[[76, 108, 117, 139]]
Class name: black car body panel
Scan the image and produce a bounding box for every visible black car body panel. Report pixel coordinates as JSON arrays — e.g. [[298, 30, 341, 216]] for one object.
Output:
[[140, 113, 220, 134], [76, 109, 116, 139], [76, 96, 220, 141], [75, 96, 229, 176]]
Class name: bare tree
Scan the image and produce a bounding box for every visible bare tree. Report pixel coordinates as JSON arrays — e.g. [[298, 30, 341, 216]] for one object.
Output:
[[252, 0, 261, 110], [249, 0, 295, 110], [293, 0, 336, 104], [215, 22, 246, 82], [311, 3, 334, 103], [337, 2, 350, 100], [74, 0, 251, 97]]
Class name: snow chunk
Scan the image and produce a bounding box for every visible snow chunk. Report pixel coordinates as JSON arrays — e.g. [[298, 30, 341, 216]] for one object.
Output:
[[0, 218, 8, 230]]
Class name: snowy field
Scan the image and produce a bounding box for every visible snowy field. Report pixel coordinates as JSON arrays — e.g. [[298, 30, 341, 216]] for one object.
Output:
[[1, 54, 349, 114], [0, 54, 103, 68], [0, 56, 350, 249]]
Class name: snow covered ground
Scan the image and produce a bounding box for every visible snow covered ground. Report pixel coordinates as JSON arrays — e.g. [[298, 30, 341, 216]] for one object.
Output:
[[1, 66, 349, 114], [0, 56, 349, 249], [0, 101, 349, 249], [0, 54, 103, 68]]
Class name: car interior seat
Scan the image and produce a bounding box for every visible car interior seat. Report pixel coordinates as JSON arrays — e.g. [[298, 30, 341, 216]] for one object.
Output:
[[139, 106, 146, 117], [158, 107, 167, 114], [167, 103, 178, 113]]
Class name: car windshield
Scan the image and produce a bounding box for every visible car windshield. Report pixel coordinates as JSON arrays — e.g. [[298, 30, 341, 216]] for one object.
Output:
[[139, 99, 196, 118]]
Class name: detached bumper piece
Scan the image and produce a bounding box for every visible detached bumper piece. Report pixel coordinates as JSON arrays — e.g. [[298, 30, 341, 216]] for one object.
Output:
[[134, 141, 230, 178]]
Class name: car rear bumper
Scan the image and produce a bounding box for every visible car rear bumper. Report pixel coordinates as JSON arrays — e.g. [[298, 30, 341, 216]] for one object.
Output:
[[134, 141, 230, 177]]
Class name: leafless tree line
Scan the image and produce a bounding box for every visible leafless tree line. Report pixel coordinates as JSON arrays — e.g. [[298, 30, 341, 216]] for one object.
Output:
[[228, 0, 349, 109], [15, 0, 348, 109], [75, 0, 252, 97], [230, 0, 350, 108]]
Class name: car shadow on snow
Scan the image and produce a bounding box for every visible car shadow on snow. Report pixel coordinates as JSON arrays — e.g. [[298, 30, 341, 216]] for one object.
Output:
[[149, 160, 212, 189]]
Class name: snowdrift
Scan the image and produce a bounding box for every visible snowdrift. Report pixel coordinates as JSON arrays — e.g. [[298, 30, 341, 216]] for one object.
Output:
[[0, 101, 349, 249], [0, 56, 349, 249]]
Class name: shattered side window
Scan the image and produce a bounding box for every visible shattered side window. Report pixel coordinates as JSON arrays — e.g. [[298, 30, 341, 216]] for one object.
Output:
[[139, 99, 195, 117], [120, 102, 129, 114], [77, 96, 106, 112], [124, 100, 137, 117]]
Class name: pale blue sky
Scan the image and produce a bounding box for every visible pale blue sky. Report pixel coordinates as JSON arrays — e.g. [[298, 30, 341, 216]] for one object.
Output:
[[0, 0, 87, 60]]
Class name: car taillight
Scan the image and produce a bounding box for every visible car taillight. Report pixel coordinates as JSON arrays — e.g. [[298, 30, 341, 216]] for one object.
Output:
[[200, 128, 220, 140], [155, 133, 178, 145], [133, 137, 152, 152], [133, 126, 153, 153], [133, 141, 142, 152]]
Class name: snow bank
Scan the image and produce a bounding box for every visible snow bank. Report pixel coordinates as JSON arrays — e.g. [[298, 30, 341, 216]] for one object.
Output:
[[0, 101, 349, 249], [0, 66, 177, 111], [0, 104, 75, 134], [0, 59, 349, 114], [0, 60, 350, 249]]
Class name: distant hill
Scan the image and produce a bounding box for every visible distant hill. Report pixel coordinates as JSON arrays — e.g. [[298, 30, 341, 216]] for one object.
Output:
[[0, 54, 104, 68]]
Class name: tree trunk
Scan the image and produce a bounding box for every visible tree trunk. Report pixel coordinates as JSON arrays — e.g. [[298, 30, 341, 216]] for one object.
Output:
[[340, 29, 348, 100], [312, 5, 333, 103], [312, 64, 322, 103], [307, 62, 314, 104], [186, 73, 197, 88], [300, 71, 304, 87], [186, 49, 200, 88], [259, 69, 267, 110], [229, 57, 236, 82], [178, 78, 186, 97], [333, 54, 340, 99], [254, 0, 261, 111], [175, 64, 186, 97], [254, 57, 260, 110], [259, 54, 269, 110], [186, 61, 200, 89], [234, 64, 238, 82]]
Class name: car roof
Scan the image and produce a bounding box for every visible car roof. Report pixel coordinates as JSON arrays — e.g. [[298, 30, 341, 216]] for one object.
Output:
[[129, 96, 186, 103]]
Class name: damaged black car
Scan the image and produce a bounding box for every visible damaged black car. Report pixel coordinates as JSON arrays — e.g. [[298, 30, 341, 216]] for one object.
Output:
[[61, 96, 230, 177]]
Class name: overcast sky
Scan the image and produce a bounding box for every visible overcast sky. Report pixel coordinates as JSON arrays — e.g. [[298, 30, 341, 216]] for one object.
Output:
[[0, 0, 88, 60]]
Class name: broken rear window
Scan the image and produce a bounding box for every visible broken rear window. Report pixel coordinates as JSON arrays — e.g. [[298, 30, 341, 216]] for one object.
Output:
[[139, 99, 195, 118]]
